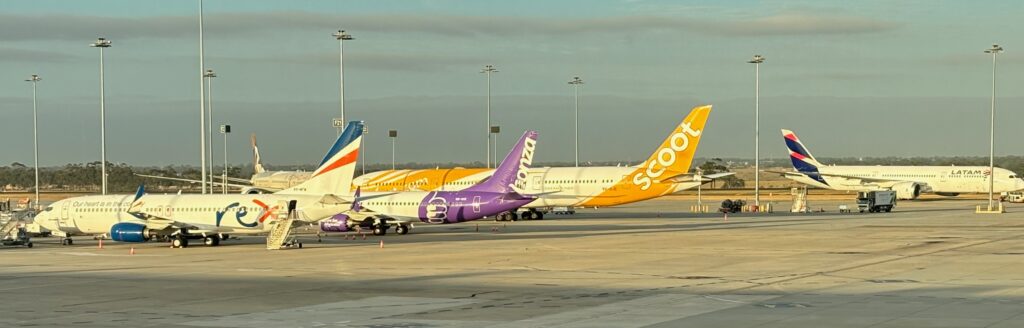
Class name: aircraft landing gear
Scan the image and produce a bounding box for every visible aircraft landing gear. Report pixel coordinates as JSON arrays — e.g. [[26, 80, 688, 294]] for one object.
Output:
[[60, 238, 74, 246], [372, 225, 388, 236], [496, 211, 517, 221], [171, 236, 189, 248], [203, 235, 220, 246], [395, 224, 410, 235]]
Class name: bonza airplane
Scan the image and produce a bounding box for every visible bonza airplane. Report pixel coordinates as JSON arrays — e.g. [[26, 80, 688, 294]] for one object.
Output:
[[34, 121, 367, 248], [775, 129, 1024, 200], [352, 105, 727, 220], [318, 130, 540, 235]]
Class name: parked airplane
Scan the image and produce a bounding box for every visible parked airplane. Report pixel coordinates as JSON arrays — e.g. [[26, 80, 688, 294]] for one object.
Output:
[[774, 129, 1024, 199], [135, 134, 312, 194], [34, 121, 366, 248], [352, 105, 724, 220], [319, 130, 540, 235]]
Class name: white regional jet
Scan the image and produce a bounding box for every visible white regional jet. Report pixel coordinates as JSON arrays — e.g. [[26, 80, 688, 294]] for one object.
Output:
[[776, 129, 1024, 200], [34, 121, 366, 248]]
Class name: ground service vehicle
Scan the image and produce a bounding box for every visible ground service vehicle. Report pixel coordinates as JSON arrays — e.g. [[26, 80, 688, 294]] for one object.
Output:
[[857, 191, 896, 213]]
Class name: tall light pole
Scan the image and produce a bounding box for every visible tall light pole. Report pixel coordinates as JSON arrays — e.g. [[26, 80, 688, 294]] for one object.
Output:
[[748, 54, 765, 208], [568, 76, 584, 167], [491, 126, 500, 167], [197, 0, 208, 194], [481, 65, 498, 168], [204, 69, 217, 189], [389, 130, 398, 170], [25, 75, 41, 210], [984, 44, 1003, 211], [220, 124, 230, 194], [361, 125, 368, 175], [333, 29, 353, 136], [90, 37, 111, 194]]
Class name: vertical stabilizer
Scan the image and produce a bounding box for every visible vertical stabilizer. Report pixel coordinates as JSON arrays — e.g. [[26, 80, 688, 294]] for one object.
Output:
[[781, 129, 824, 172], [252, 133, 266, 174], [276, 121, 363, 195], [637, 105, 711, 176], [466, 130, 539, 193]]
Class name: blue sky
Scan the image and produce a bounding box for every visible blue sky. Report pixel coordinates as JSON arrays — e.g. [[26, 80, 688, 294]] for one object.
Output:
[[1, 0, 1022, 167]]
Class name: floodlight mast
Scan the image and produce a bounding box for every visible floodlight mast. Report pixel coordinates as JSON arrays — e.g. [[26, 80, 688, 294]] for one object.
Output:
[[983, 44, 1003, 211], [747, 54, 765, 209], [90, 37, 112, 195]]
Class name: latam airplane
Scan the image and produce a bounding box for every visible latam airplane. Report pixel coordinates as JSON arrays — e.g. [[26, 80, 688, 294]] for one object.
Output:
[[353, 105, 724, 220], [776, 129, 1024, 199], [33, 121, 366, 248], [319, 130, 540, 235]]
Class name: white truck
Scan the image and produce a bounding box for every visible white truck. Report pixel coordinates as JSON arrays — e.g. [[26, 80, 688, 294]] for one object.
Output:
[[857, 190, 896, 213]]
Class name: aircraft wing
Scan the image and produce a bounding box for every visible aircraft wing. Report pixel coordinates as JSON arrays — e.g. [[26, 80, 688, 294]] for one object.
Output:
[[212, 175, 253, 184], [134, 173, 253, 189], [657, 172, 734, 183], [769, 170, 930, 188]]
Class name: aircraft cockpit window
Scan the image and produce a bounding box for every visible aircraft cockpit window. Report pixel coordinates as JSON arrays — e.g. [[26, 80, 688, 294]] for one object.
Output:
[[43, 206, 53, 212], [1010, 175, 1016, 179]]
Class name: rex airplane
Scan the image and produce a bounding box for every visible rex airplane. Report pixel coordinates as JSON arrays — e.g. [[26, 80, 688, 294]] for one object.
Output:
[[33, 121, 366, 248], [353, 105, 724, 220], [776, 129, 1024, 200], [319, 130, 540, 235]]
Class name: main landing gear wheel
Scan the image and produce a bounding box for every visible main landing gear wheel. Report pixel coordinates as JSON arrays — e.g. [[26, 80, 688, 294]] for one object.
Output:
[[372, 226, 387, 236], [520, 211, 534, 220], [534, 211, 544, 220], [172, 237, 189, 248], [395, 224, 410, 235], [61, 238, 73, 246], [203, 236, 220, 246]]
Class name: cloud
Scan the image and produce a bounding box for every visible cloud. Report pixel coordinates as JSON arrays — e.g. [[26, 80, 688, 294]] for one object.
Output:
[[0, 11, 899, 42]]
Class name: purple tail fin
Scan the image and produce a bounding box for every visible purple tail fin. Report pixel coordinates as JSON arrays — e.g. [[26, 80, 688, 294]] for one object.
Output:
[[467, 130, 538, 193], [351, 187, 362, 212]]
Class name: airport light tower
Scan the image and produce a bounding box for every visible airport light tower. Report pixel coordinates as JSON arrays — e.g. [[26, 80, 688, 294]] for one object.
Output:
[[220, 124, 230, 194], [197, 0, 208, 194], [748, 54, 765, 209], [25, 75, 41, 210], [204, 69, 217, 189], [984, 44, 1003, 211], [333, 29, 353, 136], [389, 130, 398, 170], [481, 64, 498, 168], [568, 76, 584, 167], [90, 37, 112, 195]]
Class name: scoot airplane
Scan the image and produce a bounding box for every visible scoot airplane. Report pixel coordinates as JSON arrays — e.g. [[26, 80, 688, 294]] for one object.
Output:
[[353, 105, 724, 220], [775, 129, 1024, 199], [34, 121, 366, 248], [319, 130, 540, 235]]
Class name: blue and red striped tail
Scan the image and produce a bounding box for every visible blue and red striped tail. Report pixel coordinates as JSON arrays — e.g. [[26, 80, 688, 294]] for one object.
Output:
[[781, 129, 823, 173], [277, 121, 363, 195]]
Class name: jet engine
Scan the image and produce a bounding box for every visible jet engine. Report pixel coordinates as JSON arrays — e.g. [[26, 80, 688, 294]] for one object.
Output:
[[110, 222, 152, 242], [240, 187, 272, 194], [319, 214, 351, 232], [890, 182, 922, 200]]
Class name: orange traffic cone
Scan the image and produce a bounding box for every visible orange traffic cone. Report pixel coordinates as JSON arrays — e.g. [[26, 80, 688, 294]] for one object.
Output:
[[129, 247, 135, 255], [379, 240, 384, 249], [98, 239, 103, 249]]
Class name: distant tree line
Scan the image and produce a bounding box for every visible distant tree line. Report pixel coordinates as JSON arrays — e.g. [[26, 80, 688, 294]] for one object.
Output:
[[1, 162, 242, 193], [5, 156, 1021, 192]]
